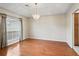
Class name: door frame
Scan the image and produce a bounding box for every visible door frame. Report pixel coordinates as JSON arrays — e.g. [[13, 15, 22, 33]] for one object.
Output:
[[73, 9, 79, 46]]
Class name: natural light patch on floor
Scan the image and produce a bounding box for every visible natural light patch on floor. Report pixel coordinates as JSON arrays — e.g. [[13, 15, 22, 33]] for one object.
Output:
[[7, 44, 20, 56]]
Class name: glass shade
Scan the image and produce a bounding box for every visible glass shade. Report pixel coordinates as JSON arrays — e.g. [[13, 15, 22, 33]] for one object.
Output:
[[32, 14, 40, 20]]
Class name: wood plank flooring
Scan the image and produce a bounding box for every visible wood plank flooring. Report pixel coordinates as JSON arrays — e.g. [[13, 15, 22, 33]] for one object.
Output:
[[0, 38, 78, 56]]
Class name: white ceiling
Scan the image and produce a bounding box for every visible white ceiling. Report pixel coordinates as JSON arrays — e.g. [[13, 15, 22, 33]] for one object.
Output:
[[0, 3, 73, 17]]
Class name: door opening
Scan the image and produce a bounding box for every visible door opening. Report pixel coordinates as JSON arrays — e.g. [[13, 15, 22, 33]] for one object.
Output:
[[73, 9, 79, 46], [74, 13, 79, 46]]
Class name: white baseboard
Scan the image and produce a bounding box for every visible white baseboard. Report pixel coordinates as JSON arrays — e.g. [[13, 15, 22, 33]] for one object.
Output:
[[73, 46, 79, 55], [29, 37, 66, 42]]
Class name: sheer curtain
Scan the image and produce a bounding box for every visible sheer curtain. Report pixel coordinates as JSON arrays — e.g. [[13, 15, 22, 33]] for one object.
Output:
[[0, 13, 7, 49]]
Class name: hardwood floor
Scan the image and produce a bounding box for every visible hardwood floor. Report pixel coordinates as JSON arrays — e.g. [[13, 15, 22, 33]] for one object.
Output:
[[0, 38, 78, 56]]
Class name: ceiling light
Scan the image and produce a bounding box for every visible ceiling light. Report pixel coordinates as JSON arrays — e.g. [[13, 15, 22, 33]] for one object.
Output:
[[32, 3, 40, 20], [32, 14, 40, 20]]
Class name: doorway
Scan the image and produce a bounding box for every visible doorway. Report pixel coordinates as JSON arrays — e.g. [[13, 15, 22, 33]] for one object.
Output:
[[74, 13, 79, 46], [6, 16, 23, 45], [73, 9, 79, 55]]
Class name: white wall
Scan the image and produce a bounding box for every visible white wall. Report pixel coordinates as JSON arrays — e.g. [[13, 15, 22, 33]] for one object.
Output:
[[29, 15, 66, 42], [66, 3, 79, 48], [22, 17, 29, 39], [0, 8, 29, 39]]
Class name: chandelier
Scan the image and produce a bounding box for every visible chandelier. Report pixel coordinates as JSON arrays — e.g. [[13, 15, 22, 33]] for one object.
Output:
[[32, 3, 40, 20]]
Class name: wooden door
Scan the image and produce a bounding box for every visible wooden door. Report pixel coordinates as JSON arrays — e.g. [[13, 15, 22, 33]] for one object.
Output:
[[74, 13, 79, 46]]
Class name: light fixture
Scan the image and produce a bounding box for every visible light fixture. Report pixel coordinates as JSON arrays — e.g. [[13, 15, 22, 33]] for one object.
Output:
[[32, 3, 40, 20], [32, 14, 40, 20]]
